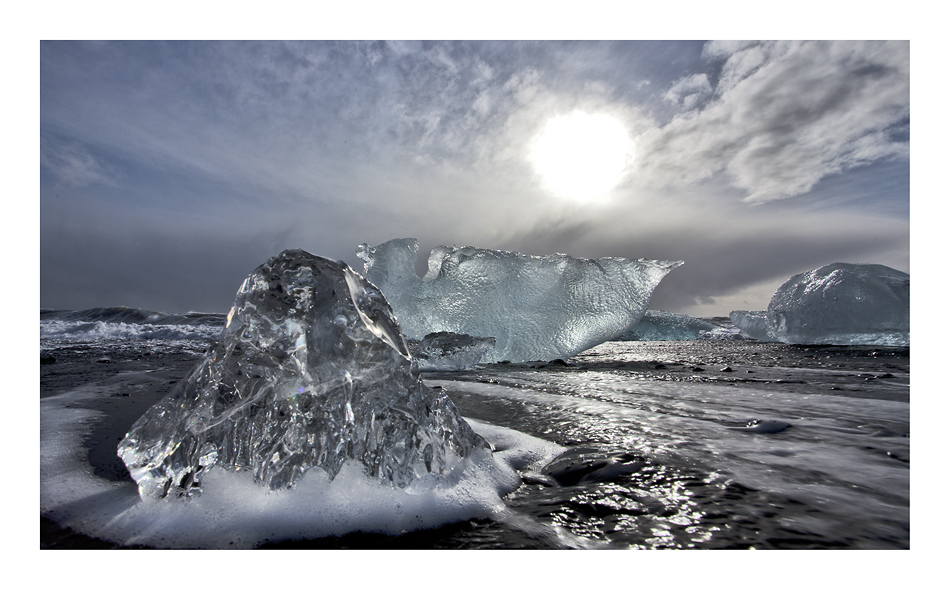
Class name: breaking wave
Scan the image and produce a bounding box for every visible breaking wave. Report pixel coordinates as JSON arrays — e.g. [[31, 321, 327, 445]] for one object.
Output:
[[40, 307, 225, 343]]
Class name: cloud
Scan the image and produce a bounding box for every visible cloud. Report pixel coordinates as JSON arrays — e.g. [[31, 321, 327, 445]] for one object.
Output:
[[40, 137, 118, 188], [663, 73, 712, 109], [638, 41, 909, 203], [39, 41, 910, 317]]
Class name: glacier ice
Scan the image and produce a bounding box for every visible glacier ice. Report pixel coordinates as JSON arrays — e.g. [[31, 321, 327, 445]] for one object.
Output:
[[616, 310, 718, 341], [728, 310, 776, 343], [731, 263, 909, 346], [118, 249, 489, 499], [409, 332, 496, 372], [357, 238, 683, 363]]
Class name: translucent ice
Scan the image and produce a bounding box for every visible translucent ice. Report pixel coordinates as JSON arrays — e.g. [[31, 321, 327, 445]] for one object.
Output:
[[409, 332, 496, 372], [357, 238, 683, 363], [118, 250, 489, 499], [616, 310, 718, 341], [728, 310, 776, 343], [731, 263, 909, 345]]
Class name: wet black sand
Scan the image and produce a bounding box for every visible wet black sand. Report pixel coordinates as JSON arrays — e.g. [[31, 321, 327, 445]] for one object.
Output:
[[40, 339, 910, 549]]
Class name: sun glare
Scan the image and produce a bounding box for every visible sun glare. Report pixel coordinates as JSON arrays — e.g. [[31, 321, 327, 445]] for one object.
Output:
[[530, 111, 633, 202]]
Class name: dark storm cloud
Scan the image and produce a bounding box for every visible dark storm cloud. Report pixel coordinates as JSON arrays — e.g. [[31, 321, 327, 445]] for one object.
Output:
[[40, 40, 909, 316]]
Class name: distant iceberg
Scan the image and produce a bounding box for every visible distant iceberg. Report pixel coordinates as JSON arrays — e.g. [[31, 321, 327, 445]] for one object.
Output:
[[730, 263, 909, 346], [729, 310, 776, 343], [118, 250, 492, 500], [358, 238, 683, 363], [616, 310, 718, 341]]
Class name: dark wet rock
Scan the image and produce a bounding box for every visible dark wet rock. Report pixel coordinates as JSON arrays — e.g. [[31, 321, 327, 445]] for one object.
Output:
[[518, 471, 559, 487], [540, 447, 646, 486], [720, 366, 733, 372], [41, 356, 56, 365], [729, 419, 791, 434], [576, 460, 647, 484], [886, 451, 909, 463]]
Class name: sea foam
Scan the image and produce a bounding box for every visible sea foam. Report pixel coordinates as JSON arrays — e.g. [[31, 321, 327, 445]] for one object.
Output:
[[41, 381, 562, 548], [40, 319, 222, 343]]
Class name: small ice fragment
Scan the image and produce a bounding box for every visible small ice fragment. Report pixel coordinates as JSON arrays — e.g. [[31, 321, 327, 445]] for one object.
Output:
[[409, 332, 496, 372]]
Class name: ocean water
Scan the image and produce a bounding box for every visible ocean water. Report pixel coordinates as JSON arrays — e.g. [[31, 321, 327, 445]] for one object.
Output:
[[39, 308, 910, 549]]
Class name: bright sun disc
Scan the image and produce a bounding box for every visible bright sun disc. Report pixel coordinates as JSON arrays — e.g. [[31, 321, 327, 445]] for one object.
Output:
[[530, 111, 633, 201]]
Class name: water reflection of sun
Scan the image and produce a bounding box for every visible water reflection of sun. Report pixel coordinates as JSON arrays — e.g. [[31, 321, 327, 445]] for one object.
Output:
[[530, 111, 633, 202]]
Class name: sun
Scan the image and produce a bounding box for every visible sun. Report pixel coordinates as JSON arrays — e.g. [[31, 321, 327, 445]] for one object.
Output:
[[529, 111, 633, 202]]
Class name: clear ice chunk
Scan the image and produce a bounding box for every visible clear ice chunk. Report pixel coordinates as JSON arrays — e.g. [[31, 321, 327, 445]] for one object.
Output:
[[118, 249, 488, 499], [616, 310, 718, 341], [731, 263, 909, 345], [728, 310, 776, 343], [357, 238, 682, 363], [409, 332, 496, 372]]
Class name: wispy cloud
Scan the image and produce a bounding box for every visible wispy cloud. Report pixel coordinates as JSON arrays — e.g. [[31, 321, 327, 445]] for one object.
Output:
[[39, 41, 909, 315], [639, 41, 909, 203], [40, 137, 118, 189], [663, 73, 712, 110]]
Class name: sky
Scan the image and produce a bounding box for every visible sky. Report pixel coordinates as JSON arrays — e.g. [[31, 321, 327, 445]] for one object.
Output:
[[39, 39, 911, 317]]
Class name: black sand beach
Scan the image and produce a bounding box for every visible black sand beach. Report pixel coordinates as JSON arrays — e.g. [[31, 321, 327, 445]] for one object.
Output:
[[41, 337, 909, 549]]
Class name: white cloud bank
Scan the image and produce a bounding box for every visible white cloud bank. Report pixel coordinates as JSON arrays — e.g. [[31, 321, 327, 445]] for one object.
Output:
[[638, 40, 909, 203]]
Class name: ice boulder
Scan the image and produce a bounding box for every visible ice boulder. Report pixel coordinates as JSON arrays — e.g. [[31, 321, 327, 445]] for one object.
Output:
[[731, 263, 909, 346], [357, 238, 683, 363], [729, 310, 776, 343], [409, 332, 496, 372], [615, 310, 718, 341], [118, 249, 489, 499]]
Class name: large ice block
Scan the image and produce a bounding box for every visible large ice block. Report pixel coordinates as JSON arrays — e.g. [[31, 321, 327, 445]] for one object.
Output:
[[118, 250, 488, 499], [731, 263, 909, 346], [357, 239, 683, 363]]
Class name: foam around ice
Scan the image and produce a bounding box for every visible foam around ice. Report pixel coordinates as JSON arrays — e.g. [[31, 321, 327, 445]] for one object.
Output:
[[358, 238, 682, 362], [42, 383, 544, 548]]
